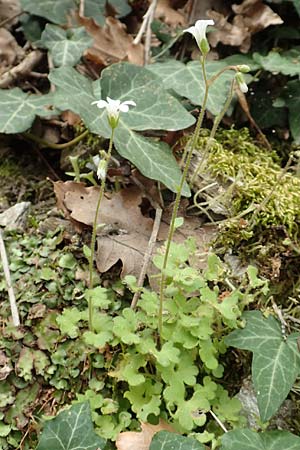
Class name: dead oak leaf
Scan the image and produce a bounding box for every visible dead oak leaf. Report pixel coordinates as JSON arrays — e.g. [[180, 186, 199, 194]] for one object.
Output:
[[156, 0, 187, 26], [116, 420, 175, 450], [208, 0, 282, 52], [79, 15, 144, 66]]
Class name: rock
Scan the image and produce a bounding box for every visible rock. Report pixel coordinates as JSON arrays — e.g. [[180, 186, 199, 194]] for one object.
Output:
[[0, 202, 31, 230]]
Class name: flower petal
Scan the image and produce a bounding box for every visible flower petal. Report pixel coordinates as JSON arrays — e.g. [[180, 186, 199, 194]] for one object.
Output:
[[123, 100, 136, 107], [91, 99, 108, 108]]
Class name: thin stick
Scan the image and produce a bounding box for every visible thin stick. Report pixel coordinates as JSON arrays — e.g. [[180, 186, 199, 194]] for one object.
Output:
[[0, 229, 20, 326], [144, 0, 158, 64], [0, 50, 43, 88], [79, 0, 85, 17], [131, 207, 162, 309], [210, 410, 228, 433]]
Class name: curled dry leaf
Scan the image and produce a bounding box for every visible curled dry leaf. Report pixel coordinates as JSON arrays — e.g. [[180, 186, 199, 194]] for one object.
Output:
[[0, 0, 21, 30], [79, 15, 144, 66], [208, 0, 283, 52], [156, 0, 187, 26], [0, 28, 24, 69], [53, 181, 217, 281], [116, 419, 175, 450]]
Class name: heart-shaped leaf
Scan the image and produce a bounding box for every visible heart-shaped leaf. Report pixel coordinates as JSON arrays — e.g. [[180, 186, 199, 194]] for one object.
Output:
[[0, 89, 57, 133], [253, 49, 300, 76], [20, 0, 76, 25], [150, 431, 205, 450], [40, 25, 93, 66], [220, 429, 300, 450], [36, 401, 106, 450], [148, 60, 235, 116], [225, 311, 300, 422], [49, 63, 194, 194]]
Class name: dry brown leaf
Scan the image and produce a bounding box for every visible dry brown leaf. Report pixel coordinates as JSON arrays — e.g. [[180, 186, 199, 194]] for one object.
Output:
[[156, 0, 187, 26], [208, 0, 283, 52], [79, 15, 144, 66], [0, 0, 21, 30], [54, 182, 217, 280], [0, 28, 24, 70], [116, 420, 175, 450]]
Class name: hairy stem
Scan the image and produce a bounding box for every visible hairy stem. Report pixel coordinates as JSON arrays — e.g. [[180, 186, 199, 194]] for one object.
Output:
[[88, 128, 115, 331], [157, 57, 209, 342]]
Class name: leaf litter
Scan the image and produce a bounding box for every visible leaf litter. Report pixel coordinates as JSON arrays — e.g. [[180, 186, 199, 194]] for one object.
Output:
[[54, 181, 217, 282]]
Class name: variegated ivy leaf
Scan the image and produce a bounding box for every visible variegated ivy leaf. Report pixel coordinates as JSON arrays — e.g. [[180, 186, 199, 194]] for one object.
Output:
[[20, 0, 76, 25], [225, 311, 300, 422], [0, 89, 57, 133], [150, 431, 205, 450], [253, 49, 300, 76], [20, 0, 131, 27], [220, 429, 300, 450], [148, 60, 235, 116], [49, 63, 194, 195], [36, 402, 106, 450], [40, 25, 93, 67]]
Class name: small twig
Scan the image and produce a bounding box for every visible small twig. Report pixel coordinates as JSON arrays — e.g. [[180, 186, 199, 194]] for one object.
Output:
[[131, 207, 162, 309], [0, 229, 20, 327], [47, 54, 55, 92], [133, 0, 158, 64], [0, 50, 43, 88], [79, 0, 85, 17], [144, 0, 158, 64], [210, 410, 228, 433], [0, 11, 24, 28]]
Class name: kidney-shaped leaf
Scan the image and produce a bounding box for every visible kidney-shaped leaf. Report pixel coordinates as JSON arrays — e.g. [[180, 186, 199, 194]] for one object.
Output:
[[0, 89, 57, 133], [220, 429, 300, 450], [148, 60, 235, 116], [49, 64, 192, 194], [225, 311, 300, 422], [40, 25, 93, 67], [37, 401, 106, 450]]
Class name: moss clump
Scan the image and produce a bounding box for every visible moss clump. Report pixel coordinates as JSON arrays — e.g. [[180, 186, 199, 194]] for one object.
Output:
[[195, 127, 300, 239]]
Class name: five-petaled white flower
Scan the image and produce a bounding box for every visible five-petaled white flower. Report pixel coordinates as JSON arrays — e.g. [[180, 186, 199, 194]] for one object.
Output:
[[235, 72, 248, 94], [183, 19, 214, 55], [91, 97, 136, 129]]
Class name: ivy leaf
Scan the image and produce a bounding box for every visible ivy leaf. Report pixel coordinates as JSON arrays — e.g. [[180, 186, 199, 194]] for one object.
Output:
[[20, 0, 76, 25], [282, 80, 300, 143], [148, 60, 235, 116], [220, 429, 300, 450], [253, 49, 300, 76], [49, 64, 193, 195], [83, 0, 106, 26], [40, 25, 93, 67], [0, 90, 56, 133], [150, 431, 205, 450], [37, 402, 106, 450], [225, 311, 300, 422]]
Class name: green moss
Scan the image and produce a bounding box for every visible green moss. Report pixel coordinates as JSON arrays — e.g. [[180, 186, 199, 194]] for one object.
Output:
[[195, 127, 300, 238], [0, 159, 22, 178]]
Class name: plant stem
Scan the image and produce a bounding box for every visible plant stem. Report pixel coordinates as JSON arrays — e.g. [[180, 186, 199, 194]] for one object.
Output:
[[88, 128, 115, 331], [191, 78, 235, 184], [157, 57, 209, 342], [24, 129, 89, 149]]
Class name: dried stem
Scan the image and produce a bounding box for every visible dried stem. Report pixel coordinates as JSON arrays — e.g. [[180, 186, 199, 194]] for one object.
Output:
[[0, 229, 20, 326], [131, 207, 162, 309]]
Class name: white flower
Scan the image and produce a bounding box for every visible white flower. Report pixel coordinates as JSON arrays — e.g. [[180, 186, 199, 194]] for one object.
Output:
[[183, 19, 214, 55], [91, 96, 136, 129], [235, 72, 248, 93]]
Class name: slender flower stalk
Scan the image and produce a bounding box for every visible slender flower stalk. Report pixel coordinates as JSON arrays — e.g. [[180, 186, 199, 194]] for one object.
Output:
[[158, 56, 210, 342], [88, 96, 135, 331]]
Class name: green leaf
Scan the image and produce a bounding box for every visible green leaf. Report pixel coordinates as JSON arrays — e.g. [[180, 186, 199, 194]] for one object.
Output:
[[83, 0, 106, 26], [37, 402, 106, 450], [40, 25, 93, 67], [124, 379, 162, 421], [148, 60, 235, 116], [253, 49, 300, 76], [57, 307, 86, 338], [109, 0, 131, 18], [283, 80, 300, 143], [220, 429, 300, 450], [20, 0, 76, 25], [225, 311, 300, 422], [292, 0, 300, 15], [58, 253, 77, 269], [150, 431, 205, 450], [49, 64, 193, 195], [0, 90, 56, 134]]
